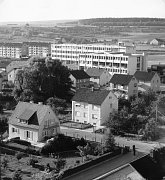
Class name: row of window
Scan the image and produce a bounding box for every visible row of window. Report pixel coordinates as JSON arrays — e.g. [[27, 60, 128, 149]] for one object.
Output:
[[75, 111, 98, 119], [75, 103, 99, 110]]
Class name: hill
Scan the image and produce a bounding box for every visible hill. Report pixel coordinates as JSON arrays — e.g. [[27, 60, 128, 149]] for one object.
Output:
[[79, 18, 165, 27]]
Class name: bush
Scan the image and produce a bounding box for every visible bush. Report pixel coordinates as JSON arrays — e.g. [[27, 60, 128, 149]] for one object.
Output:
[[41, 134, 87, 155], [16, 152, 25, 161], [28, 158, 38, 167], [12, 169, 22, 180], [25, 147, 40, 155]]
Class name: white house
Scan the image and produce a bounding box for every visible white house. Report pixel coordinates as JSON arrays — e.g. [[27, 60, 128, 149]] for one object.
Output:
[[72, 88, 118, 126], [8, 101, 60, 143], [109, 74, 138, 99], [86, 68, 111, 86], [134, 71, 161, 92]]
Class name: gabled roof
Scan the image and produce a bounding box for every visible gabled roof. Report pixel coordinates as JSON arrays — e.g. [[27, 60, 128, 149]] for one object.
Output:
[[0, 61, 11, 69], [154, 38, 165, 43], [134, 71, 155, 82], [70, 70, 91, 80], [86, 68, 105, 77], [72, 88, 111, 105], [9, 102, 57, 129], [6, 60, 29, 73], [110, 74, 133, 85]]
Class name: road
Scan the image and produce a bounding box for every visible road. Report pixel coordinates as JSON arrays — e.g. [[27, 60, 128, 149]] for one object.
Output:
[[61, 126, 165, 153]]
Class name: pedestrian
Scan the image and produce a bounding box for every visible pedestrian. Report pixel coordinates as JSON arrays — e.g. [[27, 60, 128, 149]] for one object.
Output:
[[133, 145, 136, 156]]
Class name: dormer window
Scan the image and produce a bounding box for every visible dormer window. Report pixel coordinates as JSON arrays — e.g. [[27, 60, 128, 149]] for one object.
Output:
[[18, 119, 28, 124]]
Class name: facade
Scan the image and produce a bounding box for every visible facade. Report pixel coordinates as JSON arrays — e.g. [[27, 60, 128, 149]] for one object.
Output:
[[51, 43, 136, 70], [6, 60, 29, 83], [149, 64, 165, 84], [72, 88, 118, 126], [0, 42, 22, 58], [8, 102, 60, 143], [0, 73, 2, 91], [23, 42, 51, 58], [86, 67, 111, 86], [79, 52, 146, 75], [134, 71, 160, 92], [69, 70, 91, 89], [110, 74, 138, 98]]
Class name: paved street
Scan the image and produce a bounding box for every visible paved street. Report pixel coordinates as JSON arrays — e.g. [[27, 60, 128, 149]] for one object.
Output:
[[61, 126, 165, 153], [63, 152, 145, 180]]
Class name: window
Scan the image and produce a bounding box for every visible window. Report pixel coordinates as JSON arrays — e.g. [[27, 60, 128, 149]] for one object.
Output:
[[134, 83, 137, 87], [76, 119, 79, 122], [109, 96, 112, 99], [93, 123, 96, 126], [110, 103, 113, 108], [92, 114, 98, 119], [84, 104, 88, 109], [12, 128, 17, 133], [92, 105, 98, 110], [75, 103, 81, 107], [75, 111, 80, 117], [84, 113, 88, 118], [84, 121, 87, 124]]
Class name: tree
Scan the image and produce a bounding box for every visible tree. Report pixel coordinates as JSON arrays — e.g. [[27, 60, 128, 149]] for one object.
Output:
[[140, 118, 159, 141], [46, 96, 67, 114], [103, 128, 115, 152], [13, 58, 72, 103], [77, 143, 91, 162], [1, 155, 8, 169], [0, 104, 3, 114]]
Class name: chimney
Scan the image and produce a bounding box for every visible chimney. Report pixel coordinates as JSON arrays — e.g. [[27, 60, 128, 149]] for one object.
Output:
[[38, 102, 43, 105]]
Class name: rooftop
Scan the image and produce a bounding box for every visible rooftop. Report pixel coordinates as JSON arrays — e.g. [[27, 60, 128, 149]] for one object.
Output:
[[72, 88, 111, 105], [110, 74, 134, 85], [134, 71, 155, 82], [70, 70, 91, 80], [86, 68, 105, 77]]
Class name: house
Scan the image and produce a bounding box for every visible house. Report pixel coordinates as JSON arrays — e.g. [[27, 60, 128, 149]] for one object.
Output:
[[69, 70, 91, 90], [8, 101, 60, 143], [150, 38, 165, 46], [6, 60, 29, 83], [72, 88, 118, 126], [0, 60, 11, 73], [86, 68, 111, 86], [109, 74, 138, 98], [134, 71, 160, 92]]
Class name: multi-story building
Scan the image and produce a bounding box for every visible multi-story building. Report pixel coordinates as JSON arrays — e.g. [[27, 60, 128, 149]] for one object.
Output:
[[51, 43, 146, 75], [72, 88, 118, 126], [23, 42, 51, 58], [79, 52, 146, 75], [51, 43, 136, 70], [0, 42, 22, 58]]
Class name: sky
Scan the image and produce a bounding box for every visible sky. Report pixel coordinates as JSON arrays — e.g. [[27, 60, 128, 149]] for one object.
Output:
[[0, 0, 165, 22]]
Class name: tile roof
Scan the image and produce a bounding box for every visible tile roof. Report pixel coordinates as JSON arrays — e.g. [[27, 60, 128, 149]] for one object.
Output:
[[23, 41, 50, 47], [6, 60, 29, 73], [72, 88, 110, 105], [86, 68, 105, 77], [134, 71, 155, 82], [70, 70, 91, 80], [0, 60, 12, 68], [9, 102, 53, 129], [110, 74, 133, 85]]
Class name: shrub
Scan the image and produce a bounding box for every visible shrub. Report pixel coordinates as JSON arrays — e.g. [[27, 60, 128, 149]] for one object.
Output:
[[11, 139, 31, 146], [16, 152, 25, 161], [1, 155, 8, 169], [12, 169, 22, 180], [28, 158, 38, 167]]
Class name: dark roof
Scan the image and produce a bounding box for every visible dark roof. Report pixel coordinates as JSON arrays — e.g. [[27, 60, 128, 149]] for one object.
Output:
[[0, 60, 11, 68], [72, 88, 111, 105], [9, 102, 58, 129], [155, 38, 165, 43], [0, 42, 22, 47], [23, 41, 50, 47], [18, 109, 36, 120], [86, 68, 105, 77], [130, 155, 163, 180], [110, 74, 133, 85], [134, 71, 155, 82], [70, 70, 90, 80]]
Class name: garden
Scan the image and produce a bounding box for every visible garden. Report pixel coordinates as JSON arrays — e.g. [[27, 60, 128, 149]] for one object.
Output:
[[0, 132, 125, 180]]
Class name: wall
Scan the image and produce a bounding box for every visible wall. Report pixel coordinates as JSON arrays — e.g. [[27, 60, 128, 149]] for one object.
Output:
[[100, 70, 111, 86], [9, 124, 39, 143], [151, 73, 161, 92], [128, 77, 138, 98], [100, 92, 118, 125]]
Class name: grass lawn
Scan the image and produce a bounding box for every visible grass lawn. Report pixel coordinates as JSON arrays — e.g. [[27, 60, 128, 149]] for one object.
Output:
[[61, 121, 93, 129]]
